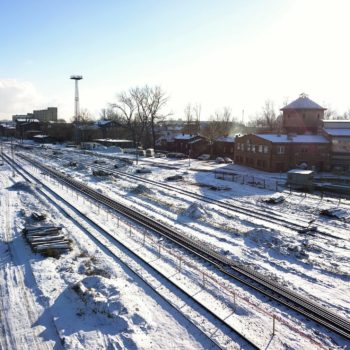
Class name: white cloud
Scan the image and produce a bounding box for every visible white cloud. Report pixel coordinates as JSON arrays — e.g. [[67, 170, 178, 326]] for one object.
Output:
[[0, 79, 44, 119]]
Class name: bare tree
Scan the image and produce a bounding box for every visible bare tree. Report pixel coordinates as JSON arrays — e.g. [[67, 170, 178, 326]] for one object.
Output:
[[130, 85, 169, 149], [202, 107, 233, 154], [343, 109, 350, 120], [248, 100, 278, 131], [111, 91, 139, 144], [183, 103, 201, 135], [71, 108, 94, 124], [324, 105, 338, 120], [110, 85, 169, 148]]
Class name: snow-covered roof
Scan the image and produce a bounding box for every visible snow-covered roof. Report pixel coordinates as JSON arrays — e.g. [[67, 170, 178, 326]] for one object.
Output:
[[96, 119, 114, 126], [288, 169, 314, 175], [324, 128, 350, 137], [216, 136, 235, 143], [281, 94, 325, 111], [255, 134, 329, 144], [188, 138, 202, 145], [16, 118, 40, 123], [323, 120, 350, 129], [33, 134, 50, 138], [94, 138, 133, 143], [323, 119, 350, 123], [174, 134, 197, 140]]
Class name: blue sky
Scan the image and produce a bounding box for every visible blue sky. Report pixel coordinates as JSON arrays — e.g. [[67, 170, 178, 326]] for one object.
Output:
[[1, 0, 349, 120]]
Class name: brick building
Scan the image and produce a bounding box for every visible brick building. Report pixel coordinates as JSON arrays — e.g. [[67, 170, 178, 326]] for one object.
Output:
[[234, 134, 330, 172], [213, 136, 235, 158], [323, 120, 350, 171], [281, 93, 325, 134], [234, 94, 331, 172], [167, 134, 209, 157]]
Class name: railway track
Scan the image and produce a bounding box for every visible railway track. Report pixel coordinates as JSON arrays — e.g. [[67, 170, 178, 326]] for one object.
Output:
[[3, 153, 258, 350], [23, 147, 349, 240], [40, 150, 347, 240], [15, 152, 350, 341]]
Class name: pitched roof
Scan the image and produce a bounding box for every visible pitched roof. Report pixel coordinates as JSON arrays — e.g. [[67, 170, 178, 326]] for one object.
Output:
[[255, 134, 329, 144], [174, 134, 198, 140], [216, 136, 235, 143], [324, 128, 350, 136], [281, 93, 326, 111]]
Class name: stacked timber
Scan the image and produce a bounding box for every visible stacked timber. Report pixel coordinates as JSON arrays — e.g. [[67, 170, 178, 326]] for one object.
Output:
[[23, 225, 72, 257]]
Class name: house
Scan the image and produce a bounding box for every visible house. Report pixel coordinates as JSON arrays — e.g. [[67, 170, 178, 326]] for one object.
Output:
[[234, 133, 330, 172], [167, 134, 209, 157], [323, 120, 350, 171], [213, 136, 235, 158]]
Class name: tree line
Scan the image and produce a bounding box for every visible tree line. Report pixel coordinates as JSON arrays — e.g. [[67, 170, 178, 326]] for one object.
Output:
[[71, 85, 350, 147]]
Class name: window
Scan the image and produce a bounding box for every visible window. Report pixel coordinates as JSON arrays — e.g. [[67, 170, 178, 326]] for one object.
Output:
[[263, 145, 269, 153], [301, 147, 308, 153], [251, 145, 255, 152], [237, 143, 240, 150], [277, 145, 285, 154], [241, 144, 245, 151], [258, 145, 263, 153], [247, 144, 251, 151]]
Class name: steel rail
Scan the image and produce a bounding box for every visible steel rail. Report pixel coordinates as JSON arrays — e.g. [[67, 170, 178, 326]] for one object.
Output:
[[71, 156, 346, 240], [17, 153, 350, 340], [28, 149, 347, 240], [3, 153, 258, 350]]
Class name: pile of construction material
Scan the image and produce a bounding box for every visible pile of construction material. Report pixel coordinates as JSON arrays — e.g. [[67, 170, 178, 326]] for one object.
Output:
[[23, 225, 72, 257]]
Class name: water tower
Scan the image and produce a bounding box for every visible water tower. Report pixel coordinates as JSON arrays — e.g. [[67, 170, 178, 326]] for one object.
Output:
[[70, 75, 83, 121]]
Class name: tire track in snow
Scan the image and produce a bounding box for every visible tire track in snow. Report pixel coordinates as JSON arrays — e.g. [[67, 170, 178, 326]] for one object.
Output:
[[0, 172, 58, 350]]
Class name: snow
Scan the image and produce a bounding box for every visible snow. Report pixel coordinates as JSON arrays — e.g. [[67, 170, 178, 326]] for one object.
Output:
[[0, 164, 225, 350], [216, 136, 235, 143], [287, 169, 313, 174], [255, 134, 330, 143], [33, 134, 50, 139], [1, 143, 350, 349], [324, 128, 350, 136], [174, 134, 197, 140]]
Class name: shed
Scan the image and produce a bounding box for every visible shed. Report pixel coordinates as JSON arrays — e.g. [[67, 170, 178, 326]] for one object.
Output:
[[287, 169, 314, 191]]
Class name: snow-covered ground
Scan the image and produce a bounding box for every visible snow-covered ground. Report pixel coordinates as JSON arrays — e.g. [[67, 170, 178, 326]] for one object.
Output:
[[0, 164, 232, 350], [1, 144, 350, 349]]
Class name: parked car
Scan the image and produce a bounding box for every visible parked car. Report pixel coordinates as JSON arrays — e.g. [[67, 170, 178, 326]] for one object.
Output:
[[167, 152, 187, 159], [215, 157, 225, 164], [155, 152, 166, 158], [197, 154, 210, 160], [224, 157, 233, 163]]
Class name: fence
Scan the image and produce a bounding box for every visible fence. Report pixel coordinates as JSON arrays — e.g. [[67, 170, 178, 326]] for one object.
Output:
[[214, 170, 285, 192]]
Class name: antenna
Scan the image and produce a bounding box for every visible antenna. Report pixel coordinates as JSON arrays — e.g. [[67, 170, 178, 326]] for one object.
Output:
[[70, 75, 83, 121]]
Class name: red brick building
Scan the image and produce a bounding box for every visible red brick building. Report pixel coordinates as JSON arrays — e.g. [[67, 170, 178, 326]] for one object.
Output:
[[234, 94, 331, 172], [281, 93, 325, 134], [167, 134, 209, 157], [234, 133, 330, 172], [213, 136, 235, 158]]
